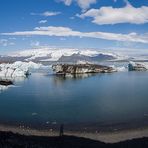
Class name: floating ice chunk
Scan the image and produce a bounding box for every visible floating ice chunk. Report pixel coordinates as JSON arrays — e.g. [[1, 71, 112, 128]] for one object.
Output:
[[128, 61, 147, 71], [0, 61, 42, 78], [111, 65, 127, 72], [116, 66, 127, 72]]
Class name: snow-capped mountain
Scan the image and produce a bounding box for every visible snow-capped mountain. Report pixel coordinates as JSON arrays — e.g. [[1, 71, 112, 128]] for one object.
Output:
[[1, 47, 123, 63]]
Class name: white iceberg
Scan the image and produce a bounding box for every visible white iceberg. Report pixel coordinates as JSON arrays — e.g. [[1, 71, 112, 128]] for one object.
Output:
[[116, 66, 127, 72], [0, 61, 42, 78]]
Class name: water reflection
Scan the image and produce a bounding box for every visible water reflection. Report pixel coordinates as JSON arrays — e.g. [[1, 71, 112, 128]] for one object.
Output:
[[1, 71, 148, 128], [0, 76, 28, 92], [0, 85, 8, 92], [51, 73, 97, 86], [0, 76, 27, 82]]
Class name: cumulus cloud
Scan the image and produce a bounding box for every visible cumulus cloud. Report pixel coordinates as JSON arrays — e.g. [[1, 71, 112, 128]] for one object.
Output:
[[31, 11, 61, 17], [78, 2, 148, 24], [58, 0, 96, 10], [77, 0, 96, 10], [1, 26, 148, 43]]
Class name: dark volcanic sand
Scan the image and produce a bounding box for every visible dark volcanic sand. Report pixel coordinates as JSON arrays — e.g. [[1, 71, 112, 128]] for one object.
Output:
[[1, 131, 148, 148]]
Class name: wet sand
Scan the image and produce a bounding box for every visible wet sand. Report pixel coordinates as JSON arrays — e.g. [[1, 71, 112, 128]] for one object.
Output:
[[0, 124, 148, 143]]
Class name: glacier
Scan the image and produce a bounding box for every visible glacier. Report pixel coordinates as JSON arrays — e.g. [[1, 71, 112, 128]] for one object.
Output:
[[7, 47, 122, 62]]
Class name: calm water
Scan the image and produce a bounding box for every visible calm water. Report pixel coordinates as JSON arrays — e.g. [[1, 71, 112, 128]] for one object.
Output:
[[1, 71, 148, 130]]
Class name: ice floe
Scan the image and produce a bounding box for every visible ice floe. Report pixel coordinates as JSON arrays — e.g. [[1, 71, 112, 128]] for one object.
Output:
[[128, 61, 148, 71], [0, 61, 42, 78]]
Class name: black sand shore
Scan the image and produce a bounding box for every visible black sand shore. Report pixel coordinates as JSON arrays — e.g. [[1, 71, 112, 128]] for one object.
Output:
[[2, 124, 148, 143], [1, 131, 148, 148]]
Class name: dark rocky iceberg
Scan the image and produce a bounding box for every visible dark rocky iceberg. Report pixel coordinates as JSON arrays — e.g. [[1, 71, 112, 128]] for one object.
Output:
[[0, 80, 13, 86], [52, 64, 116, 75]]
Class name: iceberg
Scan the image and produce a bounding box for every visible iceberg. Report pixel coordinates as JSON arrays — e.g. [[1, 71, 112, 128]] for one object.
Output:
[[128, 61, 147, 71], [116, 66, 127, 72], [0, 61, 42, 78], [0, 80, 13, 92], [0, 61, 43, 92], [110, 65, 127, 72], [52, 64, 117, 75]]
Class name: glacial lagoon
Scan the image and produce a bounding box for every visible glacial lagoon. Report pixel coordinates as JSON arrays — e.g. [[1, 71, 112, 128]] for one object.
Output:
[[1, 69, 148, 131]]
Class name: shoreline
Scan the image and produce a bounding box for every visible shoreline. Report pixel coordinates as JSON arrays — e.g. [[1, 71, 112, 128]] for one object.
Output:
[[1, 124, 148, 143]]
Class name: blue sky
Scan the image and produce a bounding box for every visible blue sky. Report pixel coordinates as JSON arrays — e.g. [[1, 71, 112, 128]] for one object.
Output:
[[0, 0, 148, 53]]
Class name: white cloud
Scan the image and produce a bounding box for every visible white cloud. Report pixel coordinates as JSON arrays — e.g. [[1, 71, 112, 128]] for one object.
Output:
[[30, 41, 40, 47], [9, 37, 16, 40], [76, 0, 96, 10], [78, 2, 148, 24], [1, 26, 148, 43], [60, 0, 72, 6], [59, 0, 96, 10], [0, 39, 15, 46], [70, 16, 75, 19], [9, 42, 15, 45], [42, 11, 61, 16], [39, 20, 47, 24], [31, 11, 61, 17], [60, 37, 66, 40], [0, 39, 8, 46]]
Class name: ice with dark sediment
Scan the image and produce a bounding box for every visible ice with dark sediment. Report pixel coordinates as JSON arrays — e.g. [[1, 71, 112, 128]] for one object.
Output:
[[52, 63, 117, 75], [128, 61, 148, 71], [0, 61, 43, 91]]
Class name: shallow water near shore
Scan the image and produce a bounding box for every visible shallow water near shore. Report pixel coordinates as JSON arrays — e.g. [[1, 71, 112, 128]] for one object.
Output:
[[1, 71, 148, 132]]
